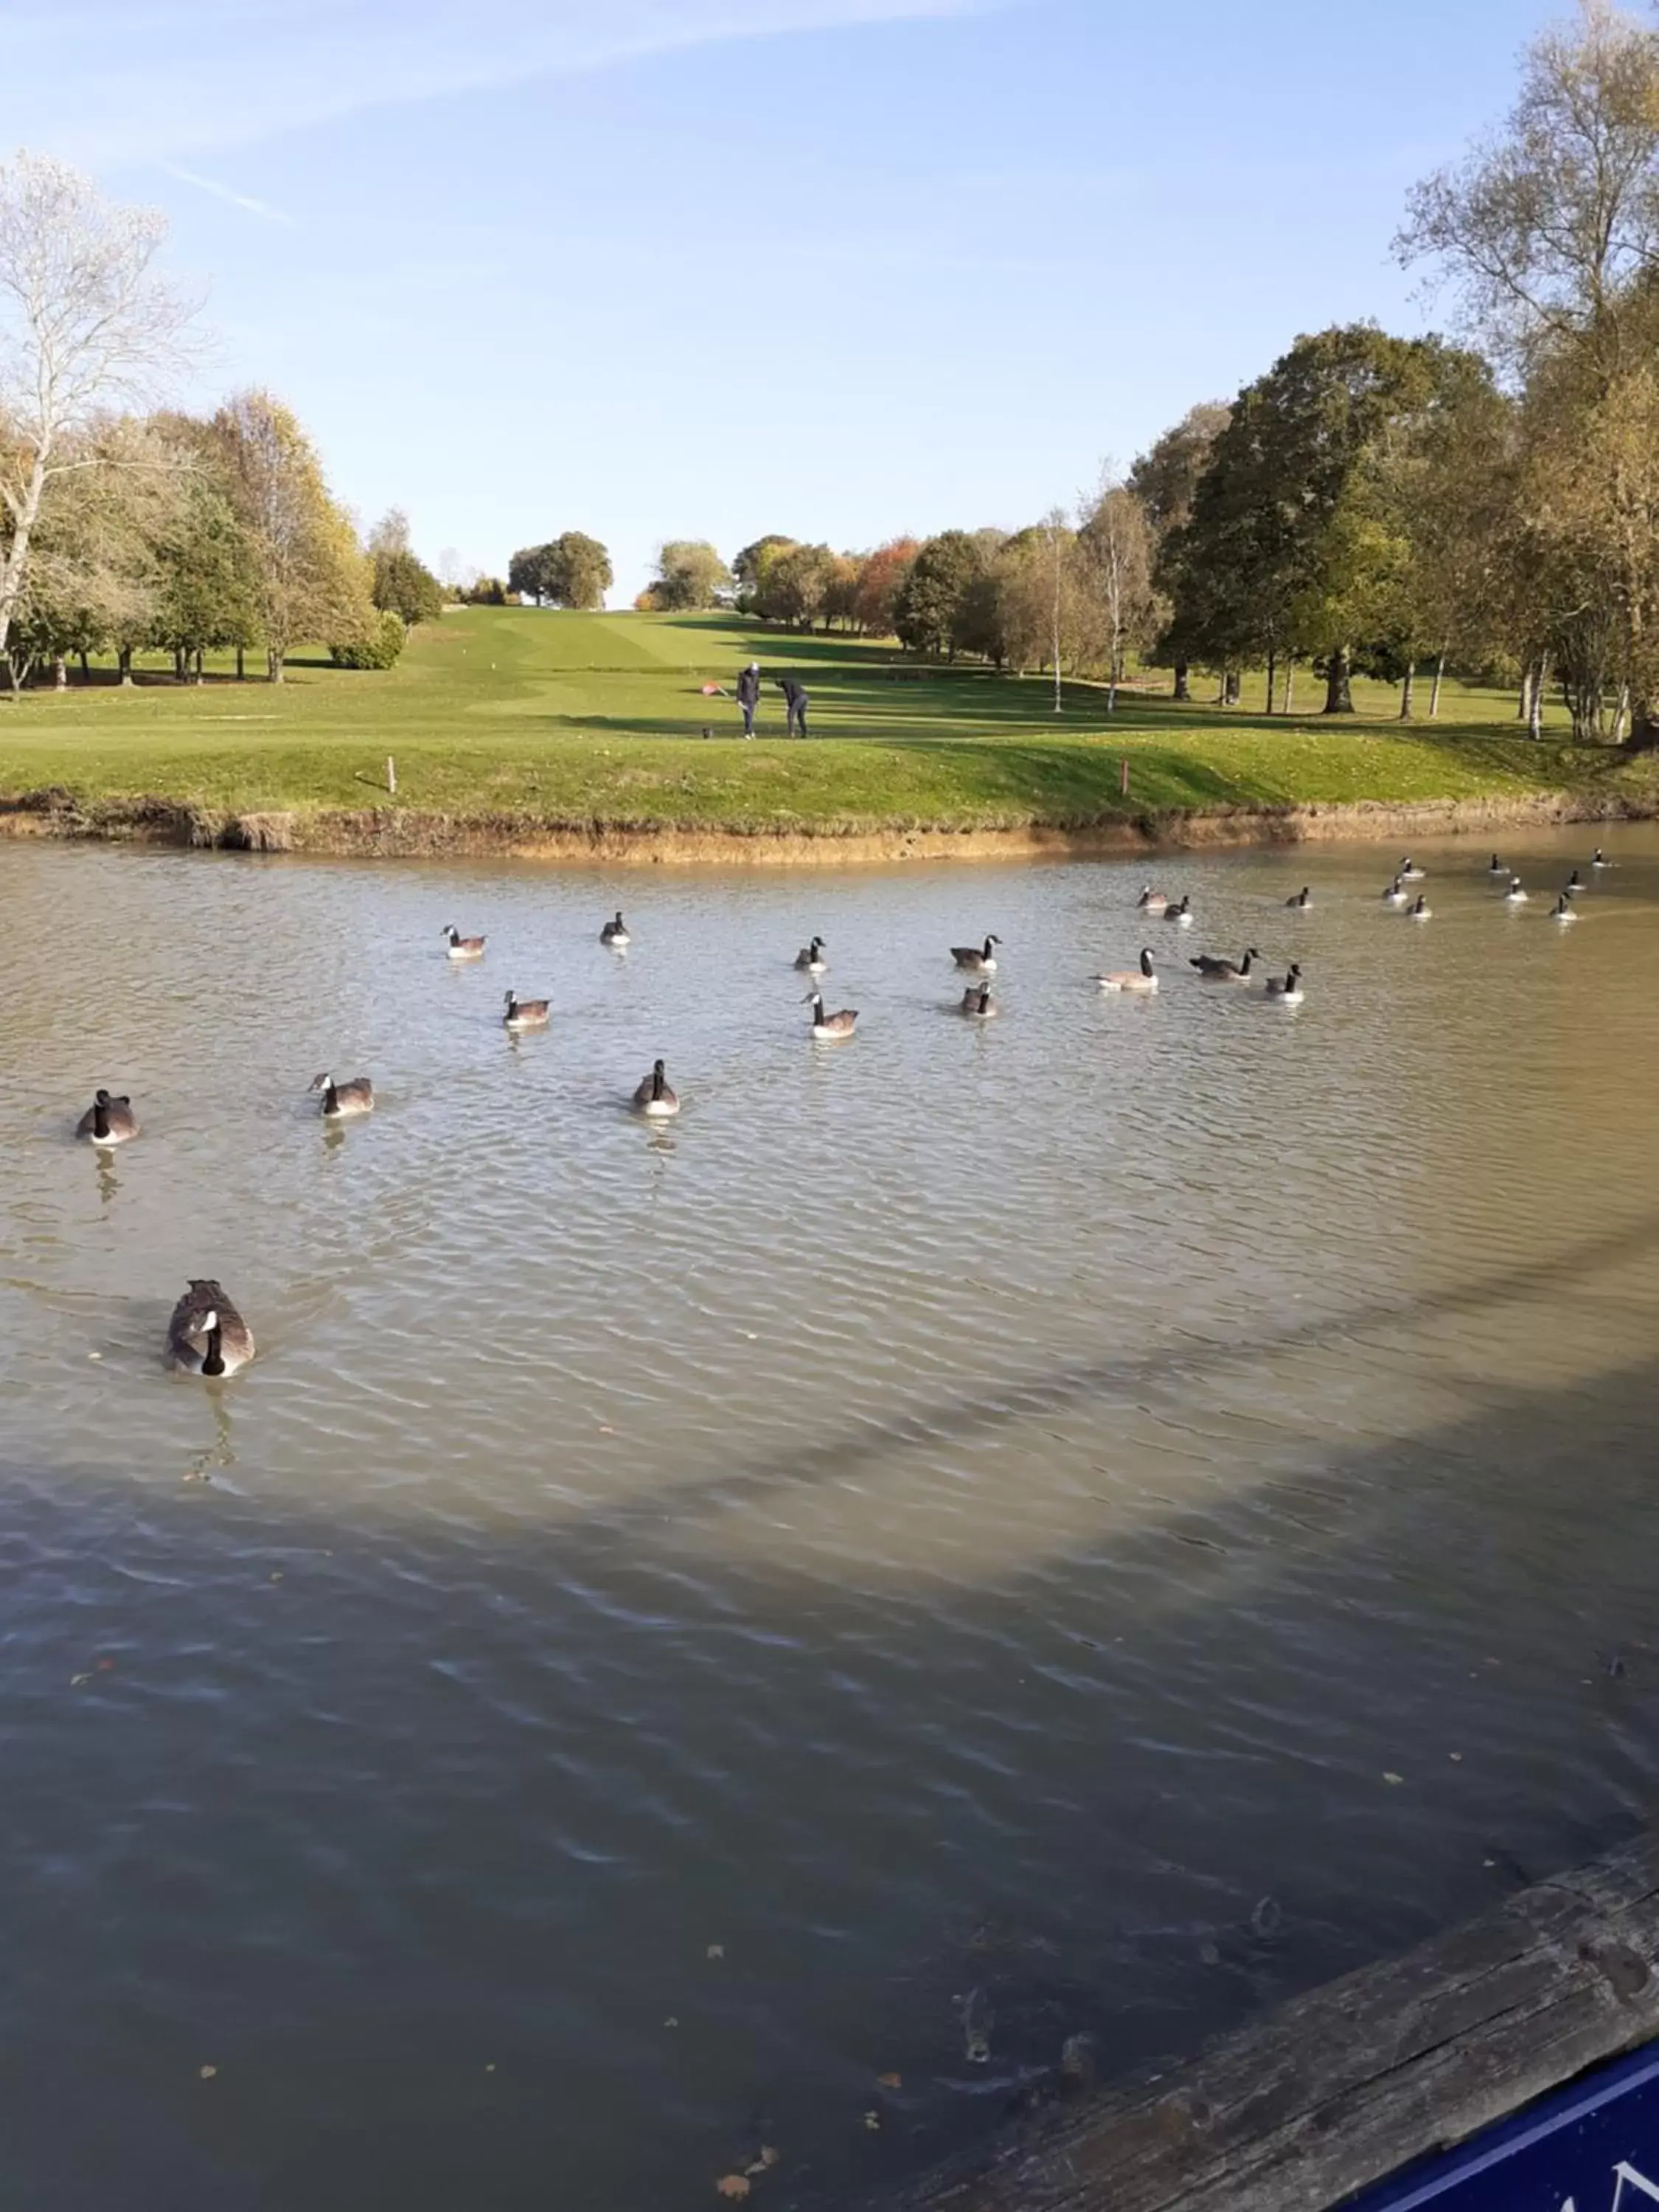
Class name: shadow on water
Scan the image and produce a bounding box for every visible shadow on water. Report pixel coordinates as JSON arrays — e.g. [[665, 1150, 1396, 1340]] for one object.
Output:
[[3, 1232, 1659, 2210]]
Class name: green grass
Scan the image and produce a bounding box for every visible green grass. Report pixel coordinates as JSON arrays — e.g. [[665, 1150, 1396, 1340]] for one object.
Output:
[[1, 608, 1651, 833]]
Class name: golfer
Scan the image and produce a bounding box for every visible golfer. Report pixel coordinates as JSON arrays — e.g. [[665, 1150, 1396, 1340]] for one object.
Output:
[[779, 675, 810, 738], [736, 661, 761, 737]]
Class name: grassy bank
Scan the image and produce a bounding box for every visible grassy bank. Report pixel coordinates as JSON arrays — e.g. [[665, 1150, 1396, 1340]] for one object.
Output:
[[2, 608, 1654, 841]]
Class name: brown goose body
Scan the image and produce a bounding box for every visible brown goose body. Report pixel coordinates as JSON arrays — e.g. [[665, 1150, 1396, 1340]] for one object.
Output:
[[632, 1058, 681, 1116], [75, 1089, 139, 1145], [503, 992, 550, 1029], [442, 925, 486, 959], [950, 934, 1000, 973], [310, 1073, 373, 1118], [804, 992, 858, 1037], [167, 1279, 255, 1377]]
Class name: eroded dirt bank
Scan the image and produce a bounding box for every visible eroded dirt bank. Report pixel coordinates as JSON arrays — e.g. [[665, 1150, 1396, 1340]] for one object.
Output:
[[0, 786, 1651, 866]]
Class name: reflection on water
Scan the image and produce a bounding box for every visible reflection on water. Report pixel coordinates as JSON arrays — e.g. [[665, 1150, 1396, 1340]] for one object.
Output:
[[3, 832, 1659, 2210]]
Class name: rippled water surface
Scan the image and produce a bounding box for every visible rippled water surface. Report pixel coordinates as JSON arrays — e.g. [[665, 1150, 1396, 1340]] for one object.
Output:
[[4, 832, 1659, 2208]]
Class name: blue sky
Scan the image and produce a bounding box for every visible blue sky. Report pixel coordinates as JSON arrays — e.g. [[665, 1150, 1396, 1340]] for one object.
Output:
[[13, 0, 1561, 598]]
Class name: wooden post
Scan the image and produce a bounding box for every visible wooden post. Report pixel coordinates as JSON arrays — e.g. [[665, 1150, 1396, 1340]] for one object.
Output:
[[1119, 758, 1130, 797], [386, 755, 397, 796], [883, 1828, 1659, 2212]]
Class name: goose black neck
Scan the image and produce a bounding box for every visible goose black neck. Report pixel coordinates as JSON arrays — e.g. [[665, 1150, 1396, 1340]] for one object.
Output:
[[93, 1095, 110, 1138], [1140, 950, 1153, 975], [202, 1323, 226, 1378], [652, 1062, 667, 1099]]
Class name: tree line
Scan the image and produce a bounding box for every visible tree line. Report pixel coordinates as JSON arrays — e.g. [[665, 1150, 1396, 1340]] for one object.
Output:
[[1, 154, 443, 691]]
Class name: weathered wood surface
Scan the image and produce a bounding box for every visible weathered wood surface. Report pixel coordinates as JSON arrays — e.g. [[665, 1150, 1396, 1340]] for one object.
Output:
[[886, 1829, 1659, 2212]]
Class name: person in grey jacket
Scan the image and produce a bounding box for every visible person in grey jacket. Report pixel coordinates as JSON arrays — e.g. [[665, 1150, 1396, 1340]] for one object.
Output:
[[779, 676, 809, 738], [736, 661, 761, 737]]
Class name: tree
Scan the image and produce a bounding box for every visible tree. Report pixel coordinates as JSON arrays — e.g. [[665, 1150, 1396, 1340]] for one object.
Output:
[[732, 535, 796, 609], [647, 539, 730, 611], [1079, 480, 1158, 712], [1131, 402, 1230, 698], [1, 151, 197, 667], [1397, 1, 1659, 369], [372, 544, 444, 626], [852, 538, 919, 636], [148, 420, 260, 679], [894, 530, 984, 657], [1161, 327, 1463, 714], [756, 541, 837, 627], [543, 530, 611, 611], [211, 389, 373, 679], [507, 543, 558, 604]]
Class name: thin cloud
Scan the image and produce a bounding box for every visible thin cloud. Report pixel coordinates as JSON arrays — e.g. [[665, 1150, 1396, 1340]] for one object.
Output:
[[11, 0, 992, 165], [160, 161, 293, 224]]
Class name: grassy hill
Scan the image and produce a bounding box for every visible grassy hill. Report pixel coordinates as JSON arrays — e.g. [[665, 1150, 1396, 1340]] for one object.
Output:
[[1, 608, 1652, 838]]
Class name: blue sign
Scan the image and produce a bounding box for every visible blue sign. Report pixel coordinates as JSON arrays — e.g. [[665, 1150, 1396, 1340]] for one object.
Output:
[[1353, 2041, 1659, 2210]]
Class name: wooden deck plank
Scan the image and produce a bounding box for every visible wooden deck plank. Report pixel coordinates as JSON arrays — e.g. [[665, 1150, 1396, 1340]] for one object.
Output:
[[884, 1831, 1659, 2211]]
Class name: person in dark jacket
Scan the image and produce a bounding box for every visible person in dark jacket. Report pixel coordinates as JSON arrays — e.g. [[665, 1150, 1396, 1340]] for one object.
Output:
[[736, 661, 761, 737], [779, 676, 809, 738]]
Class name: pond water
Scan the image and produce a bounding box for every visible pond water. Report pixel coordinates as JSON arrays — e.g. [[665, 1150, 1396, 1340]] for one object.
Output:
[[3, 830, 1659, 2211]]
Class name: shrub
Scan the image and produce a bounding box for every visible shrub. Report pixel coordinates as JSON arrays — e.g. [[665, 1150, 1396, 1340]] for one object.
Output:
[[330, 610, 407, 669]]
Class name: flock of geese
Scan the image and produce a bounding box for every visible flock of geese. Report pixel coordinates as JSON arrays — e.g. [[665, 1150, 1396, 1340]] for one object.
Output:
[[77, 846, 1618, 1382]]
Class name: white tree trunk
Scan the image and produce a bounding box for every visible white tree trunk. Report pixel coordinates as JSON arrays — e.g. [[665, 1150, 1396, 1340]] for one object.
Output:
[[0, 450, 49, 662]]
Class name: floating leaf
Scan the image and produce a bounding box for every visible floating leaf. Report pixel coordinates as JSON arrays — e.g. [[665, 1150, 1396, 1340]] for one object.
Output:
[[877, 2072, 902, 2090], [664, 2017, 679, 2029], [715, 2177, 751, 2200], [863, 2111, 881, 2132], [70, 1673, 91, 1687], [199, 2065, 218, 2081], [706, 1944, 725, 1961], [1382, 1771, 1404, 1786], [743, 2146, 779, 2175]]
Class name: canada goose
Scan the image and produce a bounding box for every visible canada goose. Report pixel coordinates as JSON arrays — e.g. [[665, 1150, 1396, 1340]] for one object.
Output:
[[442, 925, 486, 959], [1263, 964, 1304, 1003], [1162, 894, 1194, 925], [1593, 847, 1612, 868], [1399, 857, 1426, 880], [804, 992, 858, 1037], [75, 1088, 139, 1145], [950, 934, 1000, 973], [1383, 877, 1408, 905], [1503, 877, 1528, 904], [503, 991, 550, 1029], [793, 936, 827, 971], [633, 1058, 680, 1116], [959, 983, 998, 1018], [167, 1279, 255, 1377], [1409, 894, 1432, 919], [1096, 948, 1158, 993], [1190, 947, 1261, 981], [1135, 887, 1169, 915], [1488, 852, 1507, 875], [1285, 886, 1312, 909], [600, 911, 630, 947], [1552, 893, 1579, 922], [309, 1072, 373, 1118]]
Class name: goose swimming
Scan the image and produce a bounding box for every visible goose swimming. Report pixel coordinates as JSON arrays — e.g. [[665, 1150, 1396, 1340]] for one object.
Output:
[[1503, 877, 1528, 904], [503, 991, 550, 1029], [1135, 887, 1169, 916], [600, 912, 630, 947], [1284, 887, 1312, 910], [1399, 857, 1426, 881], [633, 1059, 680, 1116], [1383, 877, 1408, 905], [1190, 947, 1261, 981], [167, 1279, 255, 1377], [442, 925, 486, 960], [1162, 894, 1194, 926], [1409, 894, 1432, 919], [804, 992, 858, 1037], [959, 983, 998, 1018], [793, 936, 827, 971], [1262, 964, 1304, 1004], [950, 935, 1000, 973], [1096, 948, 1158, 993], [75, 1089, 139, 1146], [309, 1073, 373, 1118]]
